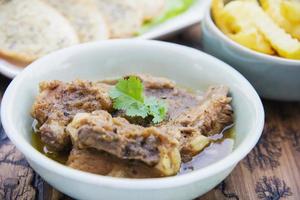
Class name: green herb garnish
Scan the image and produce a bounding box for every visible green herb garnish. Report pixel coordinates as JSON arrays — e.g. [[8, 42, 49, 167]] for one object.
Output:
[[109, 76, 168, 123], [138, 0, 195, 34]]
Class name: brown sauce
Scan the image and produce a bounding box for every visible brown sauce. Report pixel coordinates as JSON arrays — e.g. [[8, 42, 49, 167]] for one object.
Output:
[[179, 127, 234, 174], [32, 131, 69, 164]]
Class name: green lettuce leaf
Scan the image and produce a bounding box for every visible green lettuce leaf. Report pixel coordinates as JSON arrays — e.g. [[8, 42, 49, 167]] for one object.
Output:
[[138, 0, 195, 34]]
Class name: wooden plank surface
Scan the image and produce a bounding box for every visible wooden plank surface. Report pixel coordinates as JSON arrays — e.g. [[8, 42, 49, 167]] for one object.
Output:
[[0, 26, 299, 200]]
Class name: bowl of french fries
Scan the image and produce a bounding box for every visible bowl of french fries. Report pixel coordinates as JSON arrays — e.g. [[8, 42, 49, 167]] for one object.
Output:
[[201, 0, 300, 101]]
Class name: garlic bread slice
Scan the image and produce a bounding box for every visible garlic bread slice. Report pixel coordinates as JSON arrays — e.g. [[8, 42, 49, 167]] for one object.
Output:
[[94, 0, 143, 38], [0, 0, 79, 63], [44, 0, 109, 42]]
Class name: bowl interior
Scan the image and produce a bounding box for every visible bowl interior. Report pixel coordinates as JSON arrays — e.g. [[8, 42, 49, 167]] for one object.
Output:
[[2, 40, 264, 183]]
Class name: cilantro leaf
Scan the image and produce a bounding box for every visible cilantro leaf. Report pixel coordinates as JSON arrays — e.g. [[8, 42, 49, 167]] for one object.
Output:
[[109, 76, 148, 118], [145, 97, 168, 124], [109, 76, 168, 123]]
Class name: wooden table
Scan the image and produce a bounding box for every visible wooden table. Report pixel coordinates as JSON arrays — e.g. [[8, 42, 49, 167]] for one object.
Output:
[[0, 26, 299, 200]]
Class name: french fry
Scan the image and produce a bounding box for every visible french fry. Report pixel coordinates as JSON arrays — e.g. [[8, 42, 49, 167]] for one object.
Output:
[[231, 1, 300, 59], [253, 7, 300, 59], [220, 1, 274, 54], [211, 0, 300, 59], [211, 0, 228, 33], [281, 0, 300, 23], [259, 0, 300, 40], [230, 29, 274, 54]]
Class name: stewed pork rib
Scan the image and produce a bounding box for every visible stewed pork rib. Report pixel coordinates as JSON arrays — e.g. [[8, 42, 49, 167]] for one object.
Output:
[[31, 80, 112, 151], [67, 148, 165, 178], [101, 73, 176, 89], [66, 110, 181, 176], [173, 85, 234, 161]]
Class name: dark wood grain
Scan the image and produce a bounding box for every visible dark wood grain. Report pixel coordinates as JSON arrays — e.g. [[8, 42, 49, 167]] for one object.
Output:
[[200, 102, 300, 200], [0, 77, 40, 200], [0, 25, 299, 200]]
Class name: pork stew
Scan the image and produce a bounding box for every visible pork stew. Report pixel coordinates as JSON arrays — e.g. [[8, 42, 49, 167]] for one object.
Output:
[[31, 74, 234, 178]]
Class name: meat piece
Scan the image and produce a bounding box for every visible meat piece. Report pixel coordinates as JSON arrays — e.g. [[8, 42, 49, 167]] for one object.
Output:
[[108, 84, 232, 162], [93, 0, 143, 38], [175, 85, 233, 135], [66, 110, 181, 176], [67, 148, 113, 175], [124, 84, 232, 162], [31, 80, 113, 151], [145, 88, 200, 121], [127, 74, 175, 89], [67, 148, 164, 178], [113, 87, 200, 126], [173, 85, 234, 161], [101, 74, 175, 89]]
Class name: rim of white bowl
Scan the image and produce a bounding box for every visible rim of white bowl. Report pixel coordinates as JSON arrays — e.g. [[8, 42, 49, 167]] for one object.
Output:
[[1, 40, 264, 189], [204, 8, 300, 65]]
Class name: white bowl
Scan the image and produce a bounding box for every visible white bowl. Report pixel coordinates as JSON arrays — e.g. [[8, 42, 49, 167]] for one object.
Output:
[[201, 9, 300, 101], [0, 0, 211, 79], [1, 40, 264, 200]]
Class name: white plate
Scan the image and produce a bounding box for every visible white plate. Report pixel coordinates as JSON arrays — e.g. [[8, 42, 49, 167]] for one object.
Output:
[[0, 0, 210, 79]]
